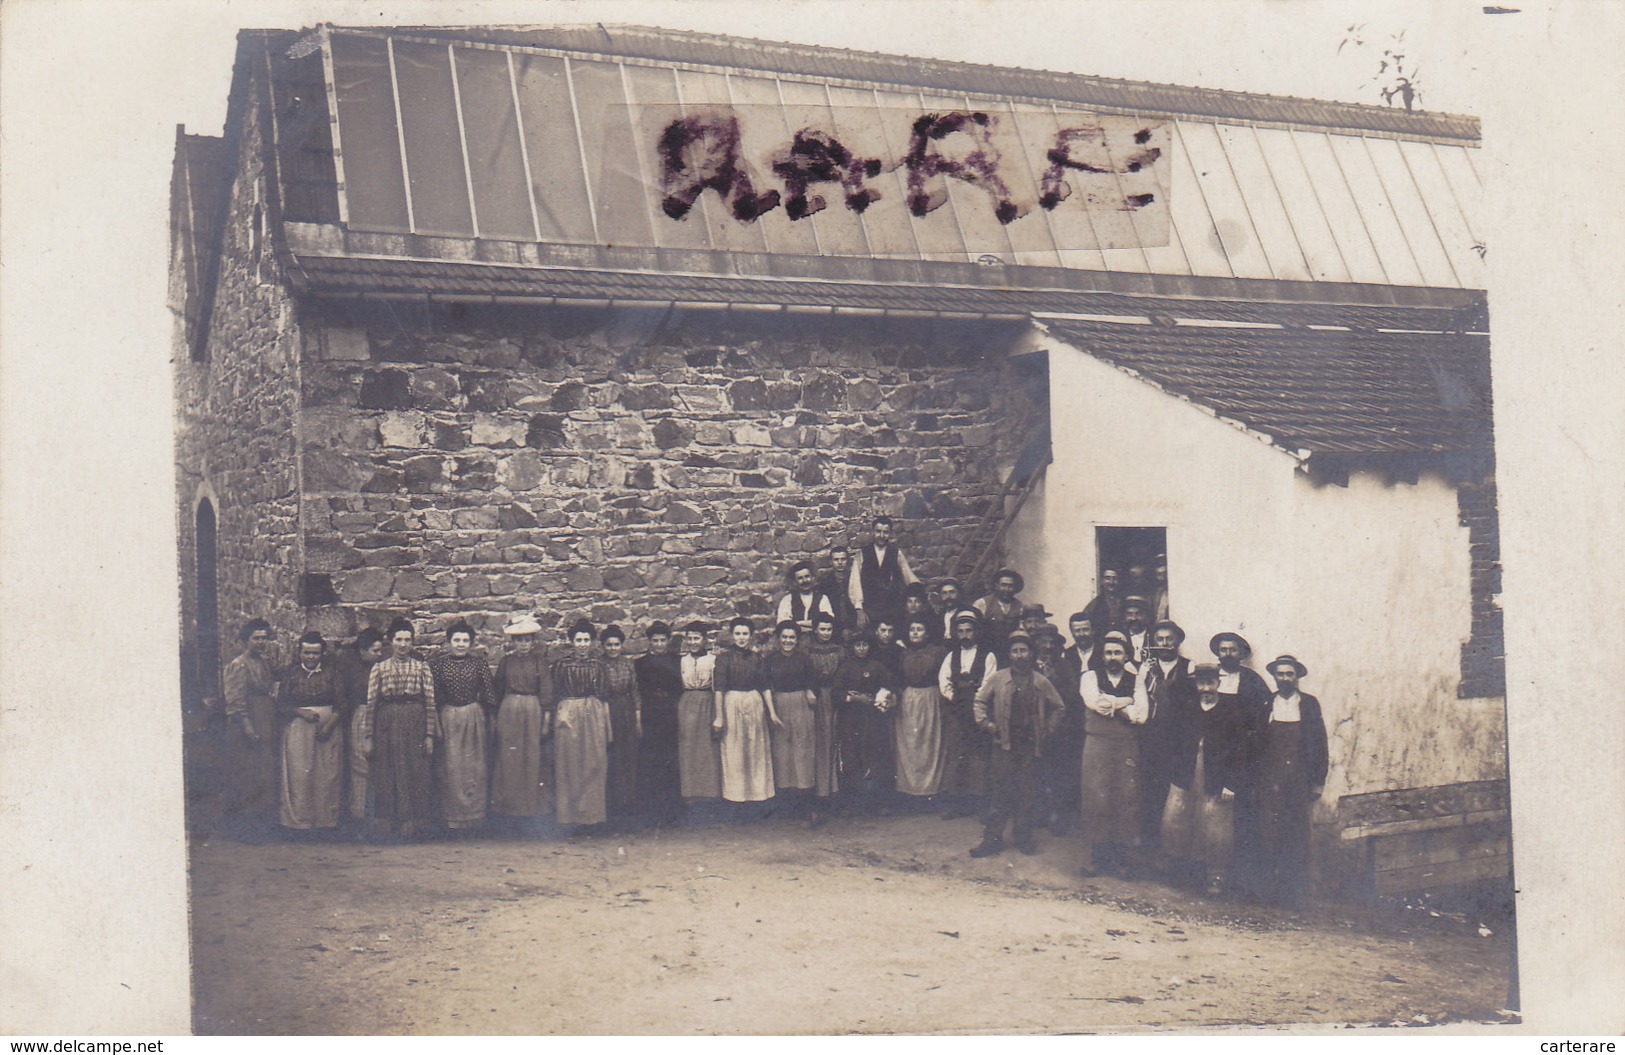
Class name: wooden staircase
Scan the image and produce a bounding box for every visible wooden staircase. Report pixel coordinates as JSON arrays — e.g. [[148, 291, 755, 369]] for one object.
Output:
[[951, 427, 1052, 593]]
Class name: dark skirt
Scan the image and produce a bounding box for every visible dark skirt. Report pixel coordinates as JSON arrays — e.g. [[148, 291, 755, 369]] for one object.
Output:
[[606, 692, 640, 816], [372, 700, 434, 825], [637, 697, 681, 814], [811, 689, 839, 799], [839, 699, 894, 788]]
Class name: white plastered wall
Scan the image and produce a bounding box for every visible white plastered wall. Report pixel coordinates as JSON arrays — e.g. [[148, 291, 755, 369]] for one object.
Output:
[[1006, 326, 1507, 812]]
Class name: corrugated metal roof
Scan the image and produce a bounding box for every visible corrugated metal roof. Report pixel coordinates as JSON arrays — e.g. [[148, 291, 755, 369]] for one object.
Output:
[[1039, 317, 1491, 459], [294, 26, 1483, 291], [415, 24, 1480, 142]]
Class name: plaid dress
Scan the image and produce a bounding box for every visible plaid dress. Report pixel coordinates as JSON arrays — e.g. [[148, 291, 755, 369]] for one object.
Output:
[[366, 655, 437, 825]]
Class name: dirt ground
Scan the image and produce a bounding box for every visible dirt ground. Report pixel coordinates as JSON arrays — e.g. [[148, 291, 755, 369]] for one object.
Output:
[[188, 812, 1513, 1035]]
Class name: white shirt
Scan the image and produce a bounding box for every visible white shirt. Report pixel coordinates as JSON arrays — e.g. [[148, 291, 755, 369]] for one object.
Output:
[[1081, 668, 1148, 723], [775, 590, 835, 629], [1270, 691, 1302, 723], [849, 544, 919, 611], [937, 647, 997, 700], [680, 652, 715, 691], [1217, 670, 1241, 694]]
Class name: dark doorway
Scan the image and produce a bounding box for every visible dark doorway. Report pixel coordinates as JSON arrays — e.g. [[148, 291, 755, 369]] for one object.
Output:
[[1096, 526, 1168, 619]]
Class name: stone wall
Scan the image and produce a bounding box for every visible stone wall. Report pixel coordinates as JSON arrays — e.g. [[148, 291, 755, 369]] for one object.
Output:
[[296, 301, 1032, 651], [174, 72, 308, 697], [1458, 473, 1506, 699]]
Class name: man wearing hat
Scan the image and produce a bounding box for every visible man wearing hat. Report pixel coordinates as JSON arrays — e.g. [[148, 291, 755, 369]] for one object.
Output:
[[776, 560, 836, 637], [1159, 662, 1248, 894], [1133, 620, 1196, 853], [973, 568, 1025, 659], [1209, 631, 1274, 896], [969, 629, 1067, 857], [1078, 630, 1149, 876], [936, 608, 997, 820], [1120, 596, 1153, 667], [1255, 655, 1329, 906]]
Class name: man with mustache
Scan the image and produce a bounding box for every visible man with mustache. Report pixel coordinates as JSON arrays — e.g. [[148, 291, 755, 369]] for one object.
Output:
[[969, 630, 1066, 858], [1078, 630, 1149, 876]]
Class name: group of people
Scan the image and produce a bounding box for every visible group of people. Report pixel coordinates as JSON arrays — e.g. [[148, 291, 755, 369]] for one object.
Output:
[[215, 516, 1329, 906]]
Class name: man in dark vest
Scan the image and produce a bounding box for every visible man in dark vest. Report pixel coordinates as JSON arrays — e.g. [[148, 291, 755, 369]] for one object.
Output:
[[1136, 619, 1196, 855], [850, 515, 917, 632], [775, 560, 835, 636], [817, 545, 859, 641], [973, 568, 1025, 659]]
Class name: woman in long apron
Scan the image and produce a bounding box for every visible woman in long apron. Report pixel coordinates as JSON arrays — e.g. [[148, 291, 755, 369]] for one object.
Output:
[[765, 621, 817, 818], [491, 615, 554, 821], [339, 629, 385, 824], [893, 618, 947, 801], [365, 618, 437, 840], [713, 617, 780, 809], [599, 625, 643, 824], [675, 621, 723, 804], [430, 622, 494, 831], [803, 613, 845, 822], [277, 631, 345, 831], [550, 620, 613, 828]]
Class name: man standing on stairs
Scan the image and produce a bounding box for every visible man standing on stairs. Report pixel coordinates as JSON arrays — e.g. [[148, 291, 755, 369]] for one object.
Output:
[[973, 568, 1026, 660], [850, 515, 917, 633]]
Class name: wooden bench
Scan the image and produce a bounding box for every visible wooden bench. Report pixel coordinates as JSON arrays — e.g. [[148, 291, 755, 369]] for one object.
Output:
[[1337, 779, 1511, 895]]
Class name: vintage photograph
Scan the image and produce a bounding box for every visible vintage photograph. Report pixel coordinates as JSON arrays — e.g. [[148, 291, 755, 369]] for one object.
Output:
[[160, 13, 1525, 1034]]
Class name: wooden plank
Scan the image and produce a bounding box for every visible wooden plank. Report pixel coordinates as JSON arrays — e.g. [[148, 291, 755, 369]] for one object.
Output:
[[1341, 808, 1509, 841], [1338, 779, 1509, 826], [1372, 823, 1510, 871], [1374, 853, 1510, 895]]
